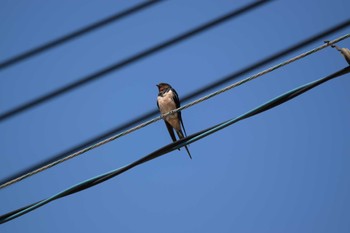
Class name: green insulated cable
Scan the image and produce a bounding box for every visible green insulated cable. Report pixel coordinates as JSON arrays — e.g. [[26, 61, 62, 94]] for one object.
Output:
[[1, 34, 348, 190], [1, 66, 349, 224]]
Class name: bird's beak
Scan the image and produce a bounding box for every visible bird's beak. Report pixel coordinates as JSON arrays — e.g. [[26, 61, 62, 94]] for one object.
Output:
[[156, 84, 160, 88]]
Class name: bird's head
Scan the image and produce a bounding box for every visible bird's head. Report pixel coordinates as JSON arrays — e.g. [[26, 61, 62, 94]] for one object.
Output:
[[156, 83, 172, 93]]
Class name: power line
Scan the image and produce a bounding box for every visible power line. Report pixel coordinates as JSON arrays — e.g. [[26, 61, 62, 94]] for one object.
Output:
[[184, 20, 350, 101], [1, 34, 348, 190], [1, 19, 348, 188], [0, 0, 271, 122], [0, 0, 163, 70], [2, 65, 349, 224]]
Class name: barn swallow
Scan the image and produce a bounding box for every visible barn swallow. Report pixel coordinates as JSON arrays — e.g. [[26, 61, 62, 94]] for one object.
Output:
[[156, 83, 192, 159]]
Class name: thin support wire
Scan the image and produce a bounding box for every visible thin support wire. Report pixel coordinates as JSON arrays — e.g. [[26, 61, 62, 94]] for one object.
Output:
[[2, 65, 349, 224], [1, 33, 348, 190]]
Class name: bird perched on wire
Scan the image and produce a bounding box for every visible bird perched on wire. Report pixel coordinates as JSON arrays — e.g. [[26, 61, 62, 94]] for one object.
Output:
[[156, 83, 192, 159]]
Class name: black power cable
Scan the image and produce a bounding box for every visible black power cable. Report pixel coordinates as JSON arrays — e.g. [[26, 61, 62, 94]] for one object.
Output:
[[0, 0, 271, 122], [1, 19, 348, 187], [0, 0, 163, 70]]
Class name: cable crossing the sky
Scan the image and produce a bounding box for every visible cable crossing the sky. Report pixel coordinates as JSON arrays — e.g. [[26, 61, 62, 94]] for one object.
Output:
[[0, 0, 163, 70], [1, 64, 349, 224], [2, 19, 347, 188], [0, 33, 348, 190], [0, 0, 271, 122]]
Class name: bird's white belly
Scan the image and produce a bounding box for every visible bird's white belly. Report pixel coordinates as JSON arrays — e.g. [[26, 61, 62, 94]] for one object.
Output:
[[157, 93, 178, 119]]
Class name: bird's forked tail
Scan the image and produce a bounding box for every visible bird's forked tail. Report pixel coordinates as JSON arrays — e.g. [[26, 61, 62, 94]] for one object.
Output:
[[176, 130, 192, 159]]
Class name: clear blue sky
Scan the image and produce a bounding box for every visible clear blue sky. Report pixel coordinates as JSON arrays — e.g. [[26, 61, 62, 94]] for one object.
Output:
[[1, 0, 350, 232]]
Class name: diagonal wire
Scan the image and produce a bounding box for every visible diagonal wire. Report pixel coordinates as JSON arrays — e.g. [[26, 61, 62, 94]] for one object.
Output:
[[0, 0, 271, 122], [0, 34, 348, 190], [1, 19, 348, 188], [183, 19, 350, 101], [1, 65, 349, 224], [0, 0, 164, 70]]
